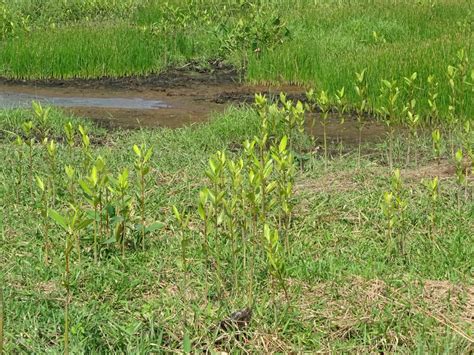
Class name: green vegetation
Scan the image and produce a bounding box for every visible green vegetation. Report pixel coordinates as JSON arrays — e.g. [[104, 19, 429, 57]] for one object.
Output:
[[1, 0, 473, 116], [1, 96, 472, 352], [0, 0, 473, 353]]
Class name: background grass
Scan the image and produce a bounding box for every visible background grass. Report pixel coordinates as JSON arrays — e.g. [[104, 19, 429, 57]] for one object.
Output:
[[0, 0, 472, 116]]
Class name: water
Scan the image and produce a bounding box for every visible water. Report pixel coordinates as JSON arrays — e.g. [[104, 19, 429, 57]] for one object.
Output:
[[0, 92, 170, 110]]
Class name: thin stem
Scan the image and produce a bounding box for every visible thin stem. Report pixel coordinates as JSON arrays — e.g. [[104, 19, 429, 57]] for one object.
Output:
[[94, 206, 98, 264], [64, 234, 71, 355], [141, 172, 145, 251], [323, 122, 328, 169], [203, 218, 209, 302], [0, 286, 4, 355], [43, 191, 49, 264], [121, 193, 125, 259], [29, 144, 33, 200], [358, 124, 363, 169], [389, 129, 394, 171]]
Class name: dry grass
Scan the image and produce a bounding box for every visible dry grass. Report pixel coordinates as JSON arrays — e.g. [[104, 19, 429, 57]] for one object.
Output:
[[294, 277, 473, 348]]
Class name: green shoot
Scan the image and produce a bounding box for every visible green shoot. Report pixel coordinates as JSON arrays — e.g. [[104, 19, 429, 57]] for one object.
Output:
[[32, 101, 51, 140], [432, 129, 442, 165], [35, 176, 50, 264], [335, 87, 347, 157], [355, 68, 369, 167], [381, 169, 407, 256], [48, 205, 91, 355], [317, 89, 330, 168], [133, 144, 154, 251], [14, 135, 24, 204], [21, 120, 35, 199], [379, 79, 400, 170], [264, 225, 288, 303], [64, 121, 75, 157], [454, 149, 466, 209], [78, 125, 91, 172], [427, 75, 439, 125], [423, 176, 439, 238]]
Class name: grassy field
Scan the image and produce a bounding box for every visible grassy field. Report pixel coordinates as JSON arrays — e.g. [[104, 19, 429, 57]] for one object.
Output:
[[0, 0, 473, 353], [1, 0, 473, 116]]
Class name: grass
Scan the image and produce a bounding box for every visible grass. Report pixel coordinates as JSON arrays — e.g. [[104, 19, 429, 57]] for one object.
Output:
[[1, 0, 473, 116], [0, 0, 473, 352], [0, 105, 473, 352]]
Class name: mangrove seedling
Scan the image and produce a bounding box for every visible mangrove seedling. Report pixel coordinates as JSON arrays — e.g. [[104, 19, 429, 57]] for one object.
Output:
[[317, 89, 330, 167], [49, 206, 91, 355], [403, 72, 418, 113], [64, 122, 75, 157], [172, 205, 191, 295], [447, 65, 459, 155], [381, 169, 407, 255], [225, 157, 244, 292], [197, 187, 211, 300], [133, 144, 154, 251], [454, 149, 467, 208], [432, 128, 442, 165], [44, 138, 58, 205], [454, 48, 470, 117], [355, 69, 369, 167], [305, 89, 317, 146], [36, 176, 50, 264], [335, 87, 347, 156], [379, 79, 401, 170], [65, 165, 76, 203], [14, 136, 24, 204], [78, 125, 91, 172], [32, 100, 51, 139], [427, 75, 439, 125], [423, 176, 439, 238], [204, 151, 229, 295], [264, 224, 289, 304], [404, 109, 420, 166], [109, 168, 131, 258], [79, 165, 101, 262], [21, 120, 35, 198], [270, 135, 295, 252]]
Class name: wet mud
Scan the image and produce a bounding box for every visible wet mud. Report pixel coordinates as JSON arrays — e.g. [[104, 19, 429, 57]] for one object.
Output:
[[0, 67, 387, 142]]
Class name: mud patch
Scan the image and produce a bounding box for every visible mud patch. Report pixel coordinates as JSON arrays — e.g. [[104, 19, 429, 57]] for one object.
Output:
[[0, 67, 387, 143]]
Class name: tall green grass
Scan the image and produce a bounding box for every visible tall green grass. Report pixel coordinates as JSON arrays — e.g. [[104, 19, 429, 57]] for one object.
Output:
[[246, 0, 474, 116], [0, 0, 472, 116], [0, 24, 215, 79]]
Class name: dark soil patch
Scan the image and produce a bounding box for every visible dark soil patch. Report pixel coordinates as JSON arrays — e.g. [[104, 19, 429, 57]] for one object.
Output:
[[0, 65, 387, 144]]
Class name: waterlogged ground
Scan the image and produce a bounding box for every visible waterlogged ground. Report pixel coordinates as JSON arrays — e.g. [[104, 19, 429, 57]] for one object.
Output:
[[0, 69, 387, 144]]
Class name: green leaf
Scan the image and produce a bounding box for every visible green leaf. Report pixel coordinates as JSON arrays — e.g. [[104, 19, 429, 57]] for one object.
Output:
[[145, 222, 164, 233], [79, 179, 93, 196], [183, 332, 192, 353], [77, 218, 93, 231], [35, 176, 45, 191], [279, 135, 288, 153], [198, 204, 206, 220], [144, 147, 153, 162], [133, 144, 141, 157], [172, 205, 181, 222], [48, 209, 68, 231]]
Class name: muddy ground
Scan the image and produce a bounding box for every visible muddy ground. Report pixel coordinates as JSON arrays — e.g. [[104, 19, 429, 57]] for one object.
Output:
[[0, 67, 386, 143]]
